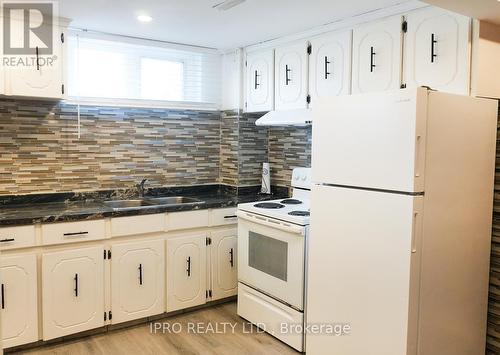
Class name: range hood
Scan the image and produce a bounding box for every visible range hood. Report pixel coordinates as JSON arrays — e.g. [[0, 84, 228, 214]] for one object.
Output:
[[255, 108, 313, 126]]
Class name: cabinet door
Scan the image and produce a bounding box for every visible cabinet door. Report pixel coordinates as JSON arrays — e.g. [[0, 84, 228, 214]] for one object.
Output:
[[210, 229, 237, 301], [1, 254, 38, 348], [309, 30, 352, 104], [404, 7, 470, 95], [4, 19, 64, 99], [275, 40, 309, 110], [246, 49, 274, 112], [352, 15, 403, 94], [42, 246, 104, 340], [166, 234, 206, 312], [111, 239, 165, 324]]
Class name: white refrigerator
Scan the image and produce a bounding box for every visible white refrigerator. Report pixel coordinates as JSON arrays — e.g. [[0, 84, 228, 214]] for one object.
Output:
[[306, 87, 498, 355]]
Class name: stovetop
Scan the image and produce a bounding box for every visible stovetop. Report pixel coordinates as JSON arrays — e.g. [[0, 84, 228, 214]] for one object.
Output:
[[238, 196, 310, 226]]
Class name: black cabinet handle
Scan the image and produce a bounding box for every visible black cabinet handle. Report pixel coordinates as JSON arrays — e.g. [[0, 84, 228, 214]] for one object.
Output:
[[1, 284, 4, 309], [285, 65, 291, 85], [63, 231, 89, 237], [36, 46, 40, 70], [431, 33, 437, 63], [254, 70, 260, 90], [324, 56, 331, 79], [186, 256, 191, 277], [138, 264, 143, 285], [229, 248, 234, 268], [224, 215, 237, 219], [370, 46, 376, 72], [74, 273, 79, 297], [0, 238, 15, 243]]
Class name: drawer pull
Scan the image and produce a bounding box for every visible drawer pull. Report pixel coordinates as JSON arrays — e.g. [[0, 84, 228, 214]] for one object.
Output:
[[74, 273, 79, 297], [224, 215, 237, 219], [0, 238, 15, 243], [63, 231, 89, 237]]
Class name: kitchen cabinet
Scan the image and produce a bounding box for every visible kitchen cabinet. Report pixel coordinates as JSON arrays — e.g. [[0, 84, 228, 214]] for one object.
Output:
[[1, 254, 38, 348], [210, 229, 237, 301], [404, 7, 470, 95], [42, 246, 104, 340], [246, 49, 274, 112], [3, 19, 65, 99], [111, 239, 164, 324], [275, 40, 310, 110], [309, 30, 352, 104], [166, 233, 207, 312], [352, 15, 403, 94]]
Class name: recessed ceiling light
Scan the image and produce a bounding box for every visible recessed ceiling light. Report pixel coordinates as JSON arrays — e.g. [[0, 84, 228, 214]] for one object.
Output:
[[212, 0, 246, 11], [137, 14, 153, 23]]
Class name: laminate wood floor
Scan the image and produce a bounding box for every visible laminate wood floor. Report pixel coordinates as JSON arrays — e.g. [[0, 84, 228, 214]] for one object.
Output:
[[11, 302, 300, 355]]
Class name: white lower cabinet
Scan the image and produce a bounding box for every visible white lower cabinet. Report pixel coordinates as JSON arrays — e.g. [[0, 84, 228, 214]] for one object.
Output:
[[42, 246, 104, 340], [1, 254, 38, 348], [210, 229, 237, 301], [111, 239, 165, 324], [166, 233, 207, 312]]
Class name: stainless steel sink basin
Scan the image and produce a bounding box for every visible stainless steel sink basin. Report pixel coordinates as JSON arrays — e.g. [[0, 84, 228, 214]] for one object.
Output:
[[103, 199, 153, 210], [144, 196, 203, 205], [103, 196, 204, 211]]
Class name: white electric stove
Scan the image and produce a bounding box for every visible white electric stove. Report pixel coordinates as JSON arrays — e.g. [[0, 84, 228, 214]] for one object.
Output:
[[237, 168, 311, 352]]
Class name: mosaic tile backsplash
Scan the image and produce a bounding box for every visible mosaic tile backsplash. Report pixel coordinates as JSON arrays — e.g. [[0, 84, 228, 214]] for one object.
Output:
[[0, 100, 221, 195]]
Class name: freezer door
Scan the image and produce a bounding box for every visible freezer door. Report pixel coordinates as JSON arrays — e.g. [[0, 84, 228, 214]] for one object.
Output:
[[312, 88, 427, 193], [306, 185, 423, 355]]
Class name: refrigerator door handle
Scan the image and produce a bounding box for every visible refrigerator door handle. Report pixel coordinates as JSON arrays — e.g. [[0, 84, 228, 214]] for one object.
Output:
[[414, 135, 422, 178], [411, 211, 419, 253]]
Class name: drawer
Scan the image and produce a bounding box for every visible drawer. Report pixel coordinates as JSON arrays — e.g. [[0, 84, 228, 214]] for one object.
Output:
[[0, 225, 36, 250], [41, 219, 106, 246], [111, 214, 165, 237], [167, 210, 209, 231], [209, 207, 238, 226], [237, 282, 304, 352]]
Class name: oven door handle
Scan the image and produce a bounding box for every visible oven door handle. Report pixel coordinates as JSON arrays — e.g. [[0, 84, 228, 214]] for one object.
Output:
[[236, 211, 305, 236]]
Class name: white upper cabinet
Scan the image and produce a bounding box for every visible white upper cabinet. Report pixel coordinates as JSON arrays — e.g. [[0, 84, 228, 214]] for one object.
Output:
[[3, 17, 65, 99], [42, 246, 104, 340], [309, 30, 352, 105], [1, 254, 38, 348], [275, 40, 310, 110], [210, 229, 237, 301], [111, 239, 165, 324], [404, 7, 470, 95], [246, 49, 274, 112], [166, 233, 207, 312], [352, 15, 403, 94]]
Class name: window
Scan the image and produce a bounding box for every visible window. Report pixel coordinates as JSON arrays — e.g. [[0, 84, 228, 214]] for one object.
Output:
[[67, 32, 222, 109]]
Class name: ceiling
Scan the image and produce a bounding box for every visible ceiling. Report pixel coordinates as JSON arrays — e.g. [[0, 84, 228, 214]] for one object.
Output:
[[423, 0, 500, 25], [59, 0, 412, 49]]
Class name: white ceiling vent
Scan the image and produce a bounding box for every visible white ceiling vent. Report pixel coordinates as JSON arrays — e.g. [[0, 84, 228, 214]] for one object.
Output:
[[212, 0, 246, 11]]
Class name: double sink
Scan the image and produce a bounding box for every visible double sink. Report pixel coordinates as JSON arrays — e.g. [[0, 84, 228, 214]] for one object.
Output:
[[103, 196, 204, 211]]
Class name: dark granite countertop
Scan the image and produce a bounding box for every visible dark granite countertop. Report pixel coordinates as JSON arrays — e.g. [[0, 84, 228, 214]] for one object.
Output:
[[0, 185, 289, 227]]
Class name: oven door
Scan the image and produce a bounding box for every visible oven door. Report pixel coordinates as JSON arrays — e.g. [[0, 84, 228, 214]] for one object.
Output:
[[237, 210, 305, 310]]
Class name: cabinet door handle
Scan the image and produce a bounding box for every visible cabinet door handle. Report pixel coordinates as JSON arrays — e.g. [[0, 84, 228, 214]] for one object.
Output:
[[254, 70, 260, 89], [35, 46, 40, 70], [186, 256, 191, 277], [324, 56, 331, 79], [431, 33, 437, 63], [74, 273, 79, 297], [370, 46, 376, 72], [285, 65, 291, 85], [138, 264, 143, 285], [1, 284, 5, 309], [0, 238, 15, 243], [63, 231, 89, 237], [229, 248, 234, 268]]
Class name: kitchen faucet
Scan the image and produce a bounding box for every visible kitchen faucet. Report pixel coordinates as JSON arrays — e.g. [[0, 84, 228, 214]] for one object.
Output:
[[137, 178, 148, 197]]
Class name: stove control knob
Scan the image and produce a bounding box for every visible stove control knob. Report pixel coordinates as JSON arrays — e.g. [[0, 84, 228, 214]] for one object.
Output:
[[294, 175, 299, 181], [301, 175, 307, 181]]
